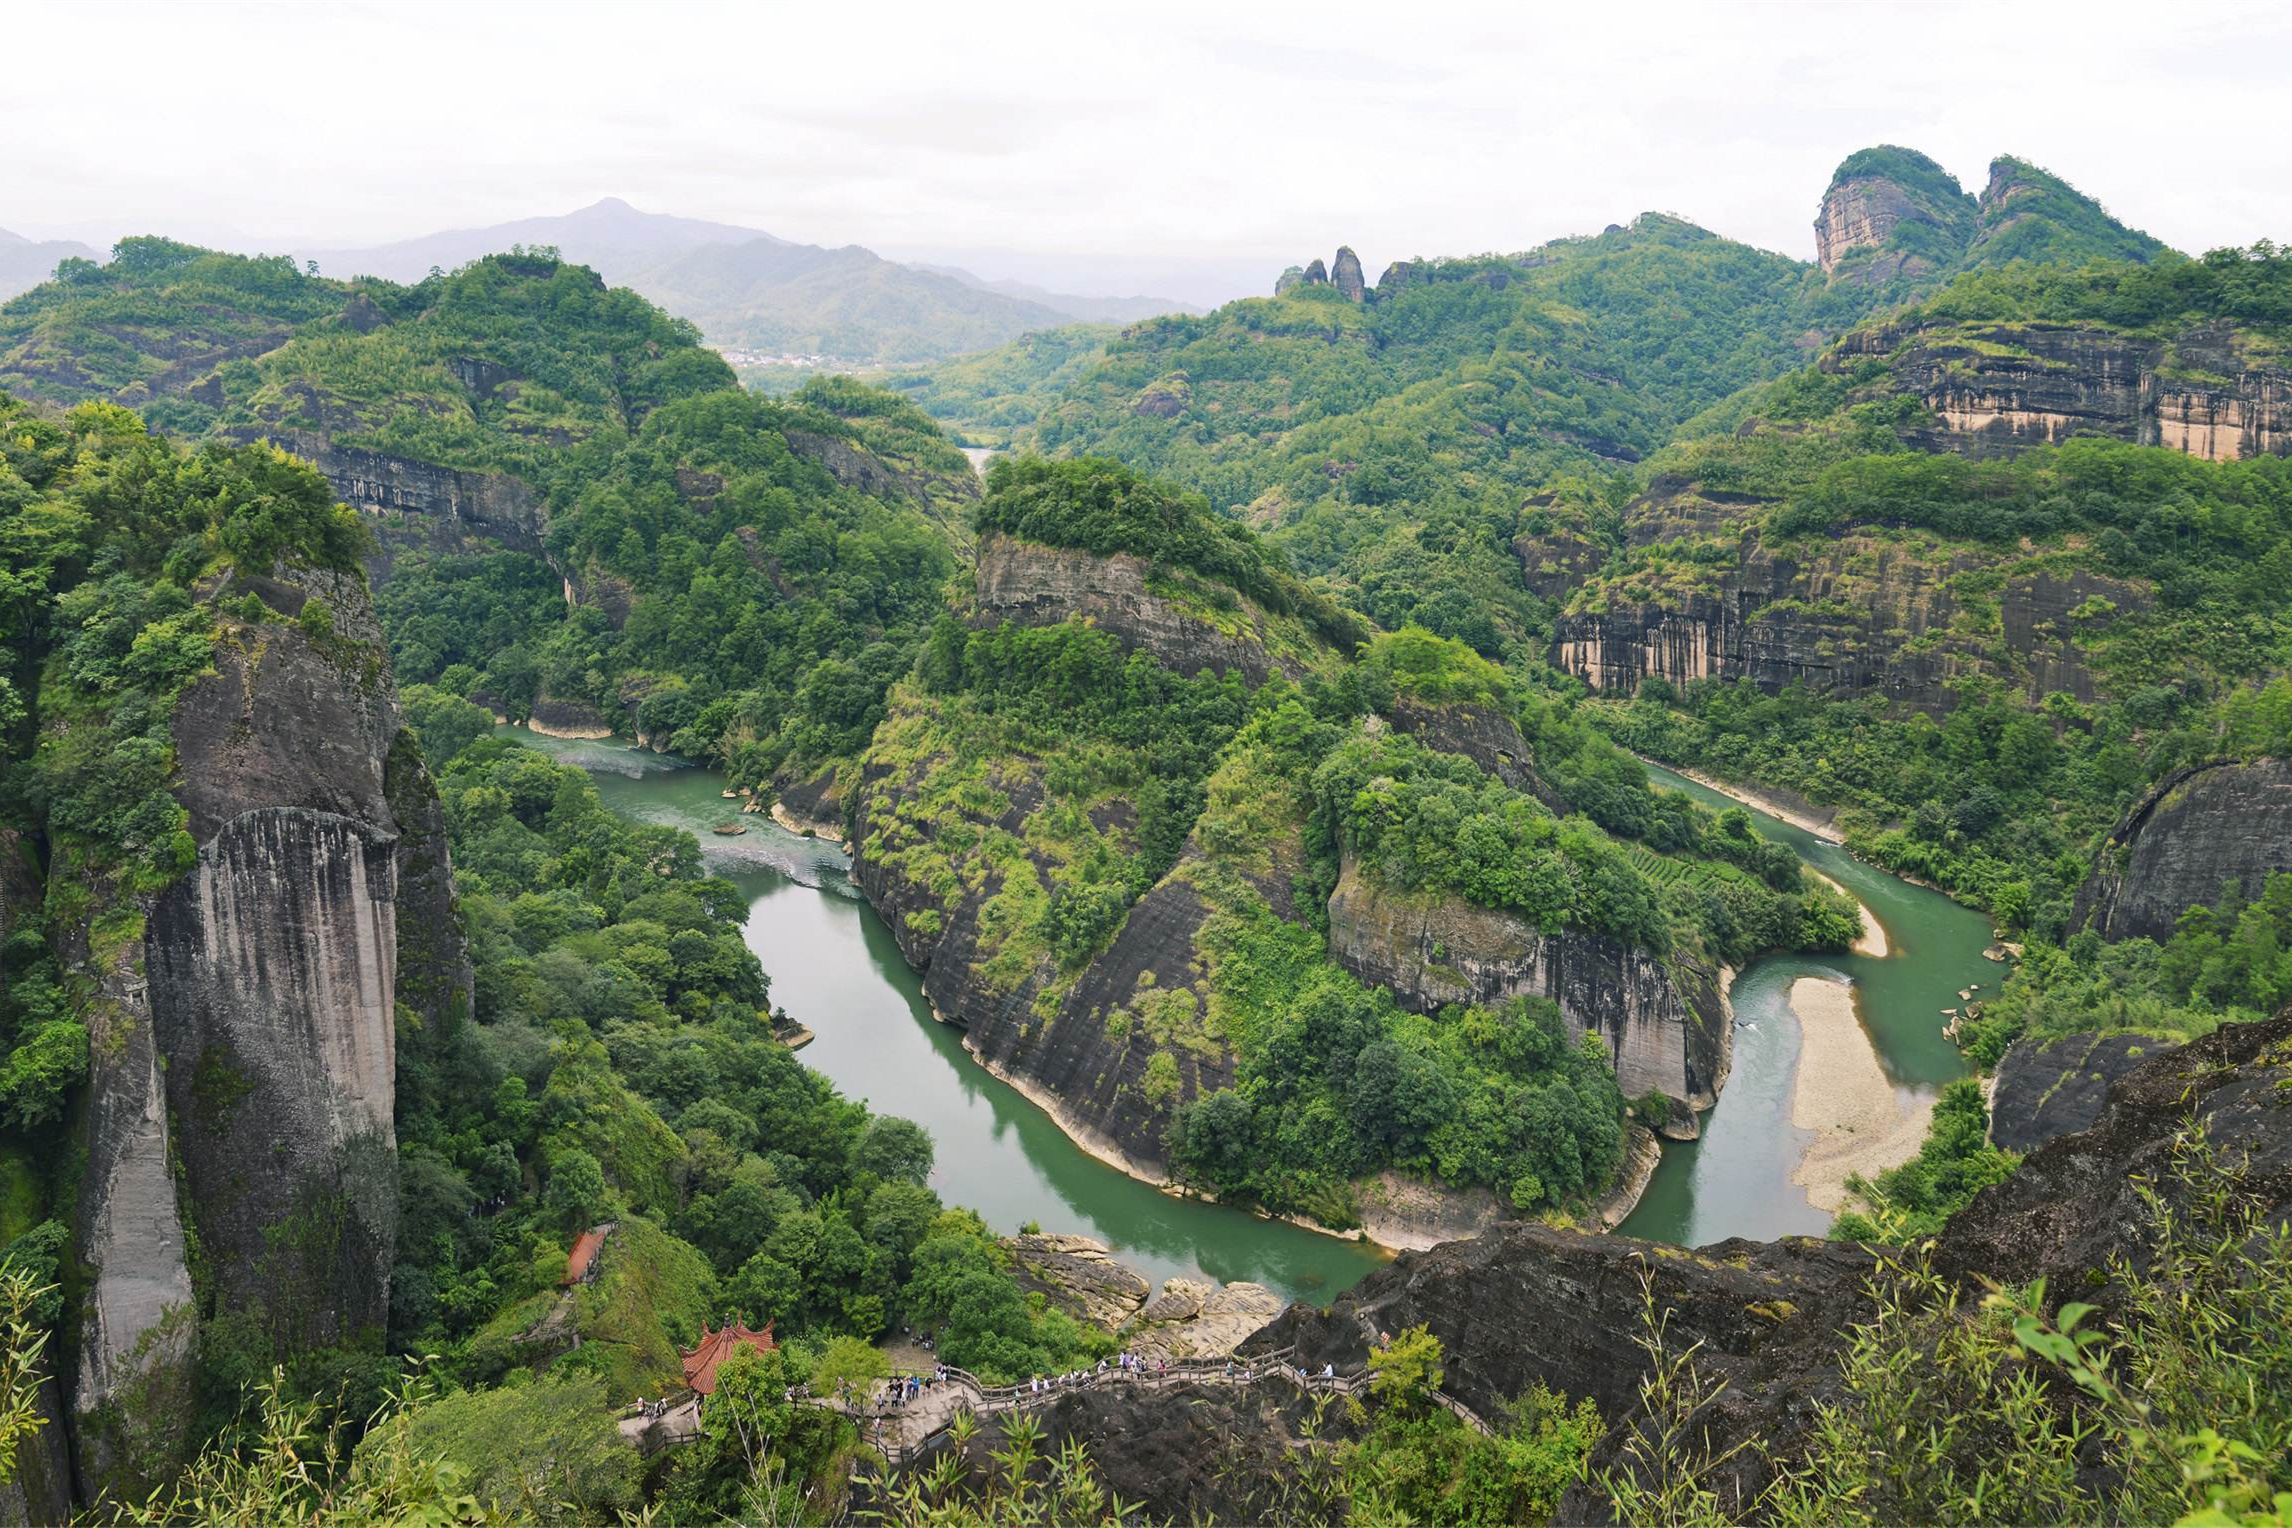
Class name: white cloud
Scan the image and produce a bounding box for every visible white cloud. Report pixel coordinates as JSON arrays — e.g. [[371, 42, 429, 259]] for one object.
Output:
[[3, 0, 2285, 295]]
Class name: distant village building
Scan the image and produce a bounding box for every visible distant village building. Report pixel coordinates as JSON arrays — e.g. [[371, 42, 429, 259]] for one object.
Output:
[[680, 1320, 778, 1396]]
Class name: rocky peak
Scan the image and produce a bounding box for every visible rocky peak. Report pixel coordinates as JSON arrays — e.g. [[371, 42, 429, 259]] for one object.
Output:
[[1812, 145, 1975, 283], [1301, 257, 1327, 285], [1965, 154, 2168, 269], [1330, 246, 1366, 302]]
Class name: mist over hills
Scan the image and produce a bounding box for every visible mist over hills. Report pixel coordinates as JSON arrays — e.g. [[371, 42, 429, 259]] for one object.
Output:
[[0, 225, 99, 302], [298, 196, 1195, 363]]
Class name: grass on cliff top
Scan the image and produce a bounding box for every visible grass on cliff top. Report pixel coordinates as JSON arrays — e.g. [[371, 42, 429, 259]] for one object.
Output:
[[977, 454, 1372, 654]]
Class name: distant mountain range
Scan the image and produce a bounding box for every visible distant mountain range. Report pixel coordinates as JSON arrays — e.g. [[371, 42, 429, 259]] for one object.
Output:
[[0, 226, 100, 302], [297, 198, 1195, 363]]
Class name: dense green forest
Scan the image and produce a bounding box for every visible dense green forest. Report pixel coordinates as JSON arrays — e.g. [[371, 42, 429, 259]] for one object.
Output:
[[4, 136, 2290, 1524], [868, 462, 1862, 1227], [1585, 249, 2292, 936], [0, 241, 983, 791]]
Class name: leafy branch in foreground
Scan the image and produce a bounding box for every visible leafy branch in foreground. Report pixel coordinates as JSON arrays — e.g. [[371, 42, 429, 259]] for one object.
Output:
[[1604, 1127, 2292, 1527]]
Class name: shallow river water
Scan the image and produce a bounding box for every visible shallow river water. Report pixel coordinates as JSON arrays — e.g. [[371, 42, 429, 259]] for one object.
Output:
[[508, 729, 1994, 1300]]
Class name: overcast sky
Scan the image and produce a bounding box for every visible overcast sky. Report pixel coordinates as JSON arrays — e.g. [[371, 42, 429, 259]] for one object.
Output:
[[7, 0, 2288, 301]]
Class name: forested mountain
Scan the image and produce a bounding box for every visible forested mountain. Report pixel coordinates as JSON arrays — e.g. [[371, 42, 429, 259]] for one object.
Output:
[[893, 148, 2178, 658], [0, 239, 981, 788], [303, 197, 1190, 363], [3, 138, 2290, 1525]]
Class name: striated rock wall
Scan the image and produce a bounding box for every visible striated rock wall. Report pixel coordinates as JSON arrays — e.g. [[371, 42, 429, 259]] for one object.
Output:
[[1549, 495, 2146, 711], [1816, 175, 1943, 277], [852, 758, 1235, 1173], [973, 532, 1305, 684], [1324, 857, 1725, 1123], [70, 564, 461, 1496], [147, 810, 399, 1349], [1833, 319, 2292, 463], [64, 898, 196, 1499], [2072, 757, 2292, 942], [242, 427, 545, 554]]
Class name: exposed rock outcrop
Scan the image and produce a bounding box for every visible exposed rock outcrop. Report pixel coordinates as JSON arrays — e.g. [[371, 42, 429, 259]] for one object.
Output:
[[1817, 175, 1945, 279], [1548, 483, 2148, 711], [69, 565, 462, 1497], [1126, 1279, 1285, 1361], [2072, 757, 2292, 941], [1244, 1012, 2292, 1518], [854, 757, 1234, 1171], [972, 531, 1307, 684], [1330, 247, 1366, 303], [1381, 695, 1562, 809], [903, 1383, 1331, 1525], [1831, 318, 2291, 462], [1007, 1234, 1152, 1330], [1325, 856, 1725, 1125], [784, 427, 982, 518], [1987, 1030, 2173, 1154], [239, 427, 545, 554]]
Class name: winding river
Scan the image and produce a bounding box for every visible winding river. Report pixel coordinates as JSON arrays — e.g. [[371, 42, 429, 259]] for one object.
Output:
[[505, 730, 1993, 1302]]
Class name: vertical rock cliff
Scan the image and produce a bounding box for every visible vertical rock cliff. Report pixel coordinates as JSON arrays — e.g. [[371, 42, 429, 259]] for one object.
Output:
[[2071, 757, 2292, 942], [1323, 855, 1725, 1131], [68, 564, 465, 1497]]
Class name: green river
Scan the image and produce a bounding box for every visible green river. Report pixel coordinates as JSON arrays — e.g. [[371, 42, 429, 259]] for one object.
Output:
[[506, 729, 1996, 1302]]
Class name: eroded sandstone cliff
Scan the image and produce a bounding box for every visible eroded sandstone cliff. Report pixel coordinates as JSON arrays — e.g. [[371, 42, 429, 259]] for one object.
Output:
[[2071, 756, 2292, 941], [68, 564, 465, 1496], [1325, 856, 1724, 1132], [1833, 318, 2291, 462], [1546, 482, 2147, 711], [972, 531, 1316, 684]]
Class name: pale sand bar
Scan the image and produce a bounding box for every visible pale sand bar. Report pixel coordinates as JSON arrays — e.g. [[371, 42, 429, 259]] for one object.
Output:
[[1809, 869, 1889, 958], [1788, 976, 1932, 1212]]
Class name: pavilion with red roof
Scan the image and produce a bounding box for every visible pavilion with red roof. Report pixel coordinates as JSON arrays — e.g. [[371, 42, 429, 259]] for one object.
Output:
[[679, 1319, 777, 1396]]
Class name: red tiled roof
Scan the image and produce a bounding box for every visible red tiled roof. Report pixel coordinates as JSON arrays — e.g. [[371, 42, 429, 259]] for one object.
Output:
[[679, 1320, 777, 1395], [562, 1226, 611, 1287]]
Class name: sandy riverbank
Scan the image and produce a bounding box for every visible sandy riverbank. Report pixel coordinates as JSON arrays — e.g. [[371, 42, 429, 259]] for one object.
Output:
[[1809, 870, 1889, 958], [1787, 976, 1933, 1212]]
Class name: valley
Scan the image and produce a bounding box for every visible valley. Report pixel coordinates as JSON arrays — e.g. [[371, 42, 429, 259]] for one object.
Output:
[[1, 117, 2287, 1524]]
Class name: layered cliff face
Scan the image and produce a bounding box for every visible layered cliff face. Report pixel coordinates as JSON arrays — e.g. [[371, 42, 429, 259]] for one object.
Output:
[[1325, 856, 1723, 1128], [973, 530, 1321, 684], [70, 565, 465, 1493], [1812, 146, 2164, 294], [1812, 146, 1978, 286], [1833, 318, 2292, 462], [1546, 484, 2147, 711], [2072, 757, 2292, 942], [242, 427, 546, 555]]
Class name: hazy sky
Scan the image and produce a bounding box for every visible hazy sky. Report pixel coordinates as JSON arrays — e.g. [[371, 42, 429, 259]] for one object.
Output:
[[7, 0, 2288, 299]]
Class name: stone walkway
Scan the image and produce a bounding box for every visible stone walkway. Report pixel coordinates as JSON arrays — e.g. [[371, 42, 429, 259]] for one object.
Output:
[[620, 1350, 1495, 1465], [859, 1353, 1493, 1468]]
